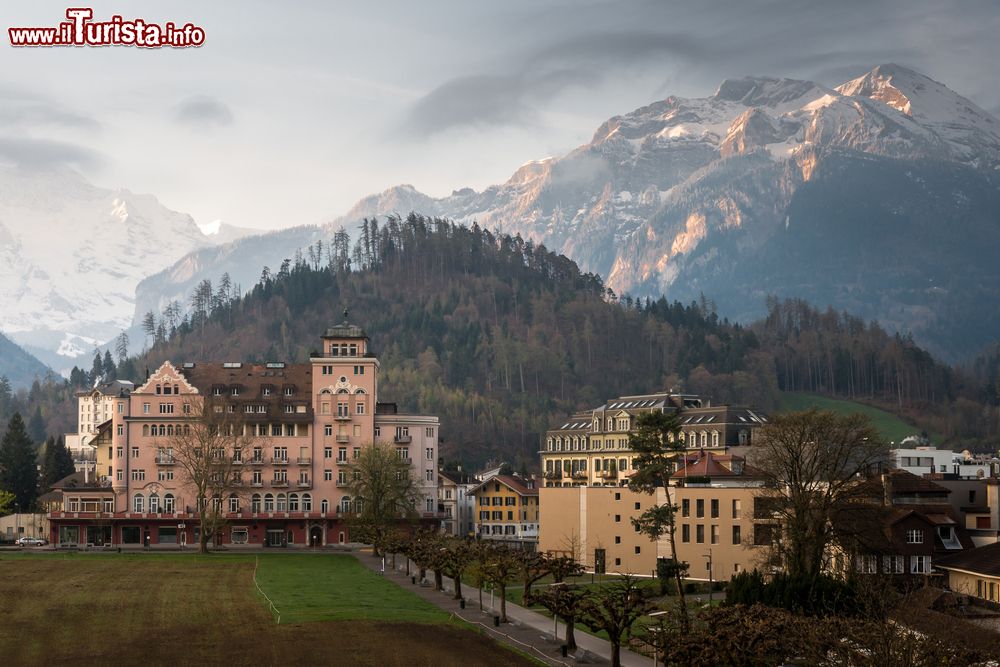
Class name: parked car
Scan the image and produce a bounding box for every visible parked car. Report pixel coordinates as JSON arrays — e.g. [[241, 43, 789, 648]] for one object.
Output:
[[16, 537, 47, 547]]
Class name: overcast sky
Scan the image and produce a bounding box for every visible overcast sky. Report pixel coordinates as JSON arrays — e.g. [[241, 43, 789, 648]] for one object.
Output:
[[2, 0, 998, 231]]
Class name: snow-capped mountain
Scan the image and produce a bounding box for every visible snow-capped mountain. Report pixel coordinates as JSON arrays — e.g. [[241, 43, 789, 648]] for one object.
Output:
[[324, 64, 1000, 360], [0, 166, 251, 373], [136, 64, 1000, 361]]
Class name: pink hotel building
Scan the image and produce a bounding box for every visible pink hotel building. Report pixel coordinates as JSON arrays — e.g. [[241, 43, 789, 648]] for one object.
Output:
[[47, 321, 441, 547]]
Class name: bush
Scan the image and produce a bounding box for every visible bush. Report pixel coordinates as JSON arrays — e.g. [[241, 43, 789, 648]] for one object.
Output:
[[725, 569, 860, 617]]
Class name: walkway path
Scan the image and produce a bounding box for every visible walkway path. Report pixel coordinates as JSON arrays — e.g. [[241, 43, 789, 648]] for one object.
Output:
[[354, 552, 653, 667]]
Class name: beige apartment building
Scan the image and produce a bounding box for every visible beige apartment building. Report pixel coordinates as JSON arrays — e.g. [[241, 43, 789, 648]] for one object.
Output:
[[541, 392, 766, 487], [539, 452, 772, 580], [65, 379, 134, 472]]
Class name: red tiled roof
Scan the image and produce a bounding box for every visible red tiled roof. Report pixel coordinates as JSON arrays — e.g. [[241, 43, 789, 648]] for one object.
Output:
[[671, 452, 763, 478], [471, 474, 538, 496]]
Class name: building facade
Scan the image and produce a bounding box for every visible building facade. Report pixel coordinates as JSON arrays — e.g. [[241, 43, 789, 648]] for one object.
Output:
[[65, 380, 134, 472], [470, 474, 539, 549], [47, 322, 440, 548], [538, 452, 770, 579], [541, 392, 767, 487], [438, 468, 477, 537]]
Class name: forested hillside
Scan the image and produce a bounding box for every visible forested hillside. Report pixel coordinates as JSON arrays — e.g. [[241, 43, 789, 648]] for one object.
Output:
[[11, 214, 998, 466]]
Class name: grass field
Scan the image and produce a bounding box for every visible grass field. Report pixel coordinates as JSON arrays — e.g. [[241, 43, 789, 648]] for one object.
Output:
[[0, 552, 536, 667], [777, 392, 925, 444]]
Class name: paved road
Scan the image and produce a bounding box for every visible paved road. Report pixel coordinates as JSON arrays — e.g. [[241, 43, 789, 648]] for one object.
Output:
[[355, 552, 654, 667]]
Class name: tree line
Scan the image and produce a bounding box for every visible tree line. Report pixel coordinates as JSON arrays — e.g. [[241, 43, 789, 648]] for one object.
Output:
[[14, 212, 1000, 469]]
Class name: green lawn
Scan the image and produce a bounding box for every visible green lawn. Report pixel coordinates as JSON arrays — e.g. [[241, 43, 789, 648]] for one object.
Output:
[[0, 552, 534, 667], [777, 392, 925, 444], [255, 553, 449, 624]]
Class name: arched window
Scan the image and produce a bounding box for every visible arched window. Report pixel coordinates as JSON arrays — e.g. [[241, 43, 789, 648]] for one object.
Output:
[[173, 384, 179, 394], [340, 496, 351, 513], [547, 438, 553, 451], [166, 424, 174, 436], [288, 493, 299, 511], [700, 432, 708, 447], [354, 388, 366, 394], [212, 495, 222, 511], [264, 493, 274, 512], [142, 425, 150, 436], [738, 430, 749, 445], [163, 493, 175, 512], [711, 431, 719, 447], [337, 388, 349, 394], [302, 494, 312, 512], [320, 498, 329, 514], [276, 493, 287, 512], [133, 493, 144, 513], [155, 384, 161, 395], [158, 424, 166, 436], [251, 494, 261, 513], [148, 493, 160, 513]]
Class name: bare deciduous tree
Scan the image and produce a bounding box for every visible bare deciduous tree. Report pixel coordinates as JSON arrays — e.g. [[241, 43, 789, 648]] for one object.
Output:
[[347, 441, 421, 554], [750, 409, 888, 579], [170, 398, 258, 554]]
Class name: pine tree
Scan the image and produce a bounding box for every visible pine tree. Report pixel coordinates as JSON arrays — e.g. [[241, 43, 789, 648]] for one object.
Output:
[[115, 330, 129, 365], [0, 413, 40, 511], [90, 348, 103, 386], [102, 350, 116, 381], [27, 406, 46, 443]]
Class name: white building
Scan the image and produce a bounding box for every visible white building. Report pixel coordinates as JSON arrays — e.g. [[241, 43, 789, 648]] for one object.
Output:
[[891, 446, 992, 479], [67, 380, 134, 471]]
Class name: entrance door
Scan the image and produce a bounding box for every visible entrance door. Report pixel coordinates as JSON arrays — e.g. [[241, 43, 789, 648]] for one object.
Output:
[[266, 529, 283, 547], [309, 526, 322, 547]]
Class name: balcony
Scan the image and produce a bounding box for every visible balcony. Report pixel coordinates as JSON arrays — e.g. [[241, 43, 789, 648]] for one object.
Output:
[[272, 456, 290, 465], [599, 469, 617, 479], [394, 435, 412, 444], [155, 456, 175, 465], [336, 480, 350, 488], [334, 414, 351, 421], [271, 479, 289, 488], [250, 481, 264, 488], [338, 459, 353, 466], [296, 457, 312, 465], [232, 459, 244, 466], [336, 435, 350, 443], [297, 480, 311, 488], [249, 457, 265, 466], [542, 471, 561, 480], [572, 471, 588, 480]]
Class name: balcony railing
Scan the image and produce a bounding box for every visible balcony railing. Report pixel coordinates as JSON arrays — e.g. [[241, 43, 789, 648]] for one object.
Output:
[[338, 459, 353, 466], [599, 469, 617, 479], [336, 480, 349, 488], [336, 435, 350, 443], [394, 435, 412, 444], [155, 456, 175, 465], [271, 479, 289, 487], [297, 480, 311, 488], [334, 414, 351, 421], [249, 457, 265, 466], [250, 481, 264, 488], [572, 471, 588, 480], [272, 456, 289, 465], [542, 471, 561, 480], [296, 457, 311, 465]]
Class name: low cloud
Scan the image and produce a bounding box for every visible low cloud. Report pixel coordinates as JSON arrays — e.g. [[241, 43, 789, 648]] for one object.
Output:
[[402, 30, 706, 137], [0, 136, 104, 171], [0, 85, 100, 131], [174, 95, 234, 129]]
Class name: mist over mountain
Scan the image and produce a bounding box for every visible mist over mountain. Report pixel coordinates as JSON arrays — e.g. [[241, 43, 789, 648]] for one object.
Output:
[[0, 166, 254, 373]]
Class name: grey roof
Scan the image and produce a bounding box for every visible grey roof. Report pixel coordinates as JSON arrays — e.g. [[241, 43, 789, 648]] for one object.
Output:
[[322, 322, 368, 339]]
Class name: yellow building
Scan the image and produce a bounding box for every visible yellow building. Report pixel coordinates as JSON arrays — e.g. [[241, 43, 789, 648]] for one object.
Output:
[[541, 392, 767, 487], [936, 540, 1000, 603], [470, 474, 539, 549]]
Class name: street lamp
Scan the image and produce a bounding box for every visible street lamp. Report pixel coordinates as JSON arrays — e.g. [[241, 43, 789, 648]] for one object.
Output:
[[648, 611, 670, 667], [702, 549, 713, 605]]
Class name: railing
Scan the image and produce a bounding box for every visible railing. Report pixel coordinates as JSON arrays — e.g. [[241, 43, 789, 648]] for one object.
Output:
[[155, 456, 175, 465], [599, 469, 617, 479], [394, 435, 412, 444], [334, 415, 351, 421], [336, 480, 349, 488], [572, 471, 589, 480], [271, 456, 289, 465], [542, 471, 561, 480], [296, 457, 311, 465], [250, 481, 264, 488], [249, 457, 265, 466], [271, 479, 289, 487], [335, 435, 350, 443], [297, 480, 311, 488], [338, 459, 353, 466]]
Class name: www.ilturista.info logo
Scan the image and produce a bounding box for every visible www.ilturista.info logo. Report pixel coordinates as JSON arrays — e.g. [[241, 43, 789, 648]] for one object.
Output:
[[9, 8, 205, 48]]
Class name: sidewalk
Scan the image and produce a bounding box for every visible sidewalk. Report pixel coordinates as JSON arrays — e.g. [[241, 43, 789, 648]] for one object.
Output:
[[354, 552, 652, 667]]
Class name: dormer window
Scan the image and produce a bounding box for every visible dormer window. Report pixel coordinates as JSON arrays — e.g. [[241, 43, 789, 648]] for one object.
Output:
[[231, 387, 240, 396], [263, 387, 271, 396], [283, 387, 293, 396], [213, 387, 223, 396], [155, 384, 162, 395]]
